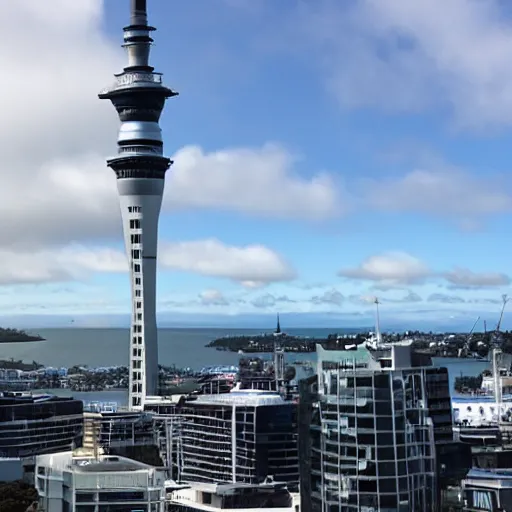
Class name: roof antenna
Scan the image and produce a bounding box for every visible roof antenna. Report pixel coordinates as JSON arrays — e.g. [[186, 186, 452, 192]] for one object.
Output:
[[374, 298, 382, 344]]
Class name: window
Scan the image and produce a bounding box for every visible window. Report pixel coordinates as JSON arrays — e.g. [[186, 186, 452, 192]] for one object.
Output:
[[76, 493, 96, 503], [130, 219, 141, 229], [131, 234, 141, 244], [135, 277, 141, 285], [99, 491, 145, 501], [135, 290, 141, 297], [131, 249, 141, 260], [137, 314, 142, 321], [138, 336, 142, 344], [133, 263, 141, 273], [136, 301, 142, 309]]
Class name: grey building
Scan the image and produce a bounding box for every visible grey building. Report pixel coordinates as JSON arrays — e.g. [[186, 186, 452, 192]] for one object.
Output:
[[99, 0, 177, 410], [0, 392, 83, 459], [175, 389, 299, 490], [300, 342, 445, 512]]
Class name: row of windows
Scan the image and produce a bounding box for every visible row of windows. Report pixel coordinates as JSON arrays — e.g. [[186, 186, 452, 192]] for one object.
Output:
[[129, 219, 141, 230], [129, 211, 144, 409]]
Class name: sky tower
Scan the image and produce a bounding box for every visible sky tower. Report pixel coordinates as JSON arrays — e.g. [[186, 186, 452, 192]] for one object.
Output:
[[99, 0, 177, 410]]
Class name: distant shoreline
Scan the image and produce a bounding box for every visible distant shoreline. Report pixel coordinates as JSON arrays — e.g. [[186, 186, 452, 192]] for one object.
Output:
[[0, 339, 44, 344]]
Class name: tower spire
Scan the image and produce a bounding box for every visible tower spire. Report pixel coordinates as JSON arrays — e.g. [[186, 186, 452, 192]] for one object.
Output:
[[99, 0, 177, 411], [131, 0, 148, 26], [276, 313, 281, 334], [124, 0, 155, 70]]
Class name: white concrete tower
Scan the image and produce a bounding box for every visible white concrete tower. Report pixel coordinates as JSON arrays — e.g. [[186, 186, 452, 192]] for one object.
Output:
[[99, 0, 177, 410]]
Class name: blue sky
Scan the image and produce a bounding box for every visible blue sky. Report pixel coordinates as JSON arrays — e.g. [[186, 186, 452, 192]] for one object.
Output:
[[1, 0, 512, 330]]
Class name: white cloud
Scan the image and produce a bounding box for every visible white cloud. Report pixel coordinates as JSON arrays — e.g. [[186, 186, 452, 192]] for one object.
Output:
[[0, 238, 295, 288], [428, 293, 465, 304], [0, 246, 125, 285], [444, 268, 511, 289], [362, 167, 512, 219], [311, 289, 345, 306], [159, 238, 296, 285], [0, 1, 122, 249], [166, 144, 341, 220], [339, 252, 430, 286], [250, 293, 296, 309], [340, 251, 511, 290], [298, 0, 512, 128], [198, 289, 230, 306], [0, 1, 342, 254]]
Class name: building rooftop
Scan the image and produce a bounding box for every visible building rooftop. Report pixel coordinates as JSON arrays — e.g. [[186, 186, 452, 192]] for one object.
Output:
[[190, 389, 288, 407], [36, 451, 158, 475], [72, 457, 152, 473]]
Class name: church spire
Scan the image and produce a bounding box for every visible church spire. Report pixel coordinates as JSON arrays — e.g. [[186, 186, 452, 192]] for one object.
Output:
[[276, 313, 281, 334]]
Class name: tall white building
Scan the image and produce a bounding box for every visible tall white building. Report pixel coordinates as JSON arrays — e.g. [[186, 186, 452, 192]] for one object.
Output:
[[99, 0, 177, 410]]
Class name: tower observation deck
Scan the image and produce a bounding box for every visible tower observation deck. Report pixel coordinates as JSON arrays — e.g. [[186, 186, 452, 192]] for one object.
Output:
[[99, 0, 177, 411]]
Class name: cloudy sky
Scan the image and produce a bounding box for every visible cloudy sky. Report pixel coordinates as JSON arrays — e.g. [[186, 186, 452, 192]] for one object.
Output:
[[3, 0, 512, 329]]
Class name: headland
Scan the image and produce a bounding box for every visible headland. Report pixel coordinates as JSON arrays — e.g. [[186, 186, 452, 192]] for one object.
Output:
[[0, 328, 44, 343]]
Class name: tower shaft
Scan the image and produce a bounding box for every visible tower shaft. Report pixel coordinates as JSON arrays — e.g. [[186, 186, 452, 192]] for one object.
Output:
[[99, 0, 177, 411]]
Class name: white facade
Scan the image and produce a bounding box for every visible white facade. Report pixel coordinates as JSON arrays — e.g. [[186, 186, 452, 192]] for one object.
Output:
[[452, 399, 512, 426], [118, 179, 164, 410], [167, 482, 300, 512], [35, 451, 166, 512]]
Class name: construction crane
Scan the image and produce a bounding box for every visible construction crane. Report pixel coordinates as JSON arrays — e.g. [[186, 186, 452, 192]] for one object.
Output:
[[496, 294, 510, 332], [466, 316, 480, 347], [489, 295, 511, 349]]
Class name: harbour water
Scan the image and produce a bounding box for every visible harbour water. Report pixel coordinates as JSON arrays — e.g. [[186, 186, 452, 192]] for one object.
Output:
[[1, 328, 490, 407]]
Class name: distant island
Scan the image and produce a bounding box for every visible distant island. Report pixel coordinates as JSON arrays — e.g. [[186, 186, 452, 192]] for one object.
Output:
[[0, 328, 44, 343]]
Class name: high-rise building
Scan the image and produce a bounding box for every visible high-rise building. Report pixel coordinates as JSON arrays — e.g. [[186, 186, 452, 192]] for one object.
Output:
[[175, 389, 299, 490], [300, 343, 445, 512], [99, 0, 177, 410], [0, 392, 83, 459]]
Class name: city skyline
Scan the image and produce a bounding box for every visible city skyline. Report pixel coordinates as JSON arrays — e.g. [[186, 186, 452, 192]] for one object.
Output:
[[1, 0, 512, 329]]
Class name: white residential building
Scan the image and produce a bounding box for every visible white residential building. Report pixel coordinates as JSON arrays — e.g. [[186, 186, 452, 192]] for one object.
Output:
[[35, 451, 166, 512]]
